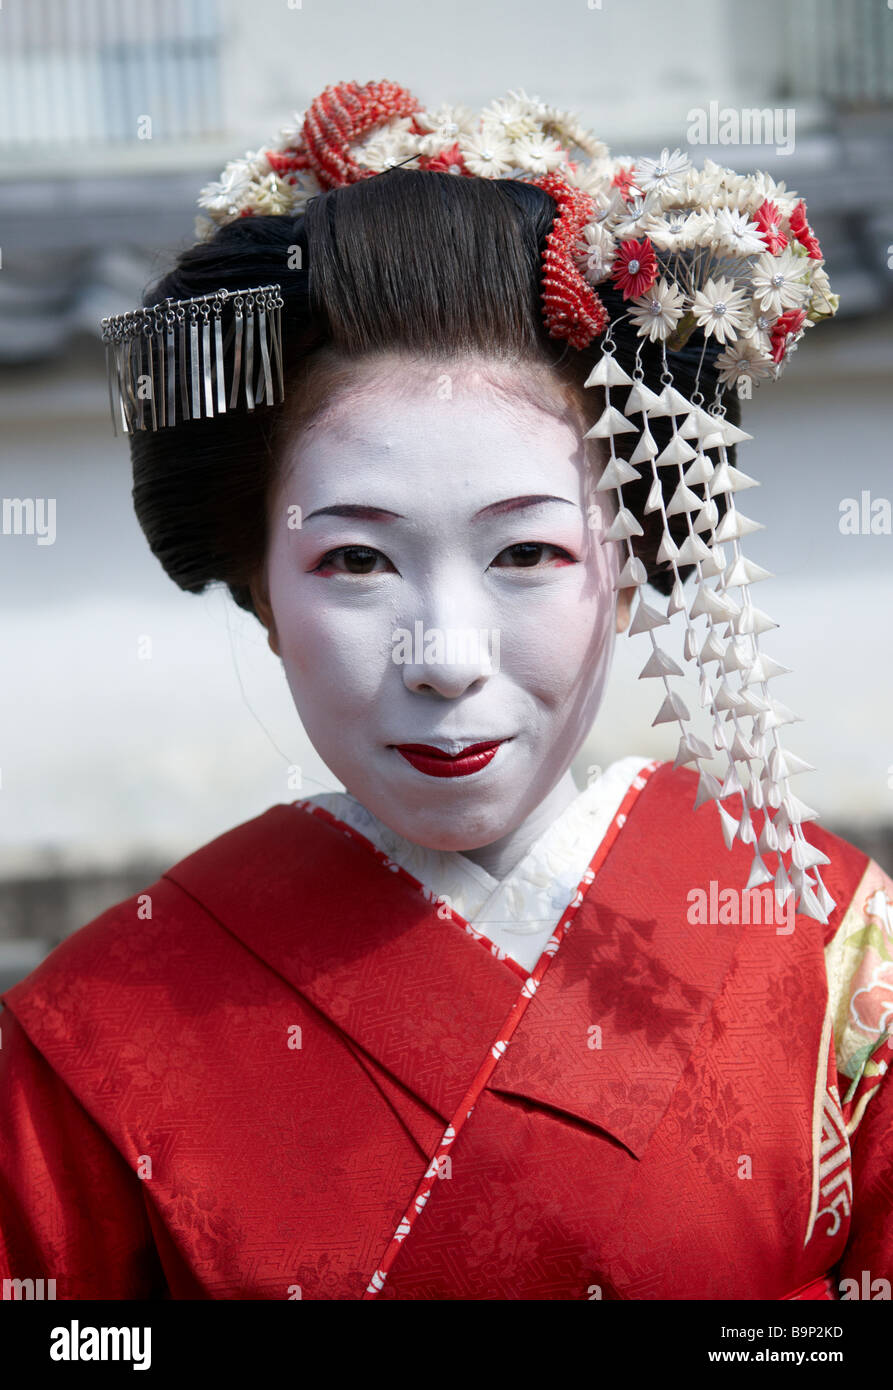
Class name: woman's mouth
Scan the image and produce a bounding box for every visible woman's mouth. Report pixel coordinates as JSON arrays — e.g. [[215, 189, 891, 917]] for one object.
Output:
[[391, 739, 508, 778]]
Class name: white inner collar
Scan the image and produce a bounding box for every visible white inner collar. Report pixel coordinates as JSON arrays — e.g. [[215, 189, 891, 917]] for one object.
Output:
[[301, 755, 650, 972]]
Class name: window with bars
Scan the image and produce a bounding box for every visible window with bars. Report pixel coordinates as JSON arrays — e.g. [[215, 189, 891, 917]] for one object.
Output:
[[773, 0, 893, 108], [0, 0, 223, 147]]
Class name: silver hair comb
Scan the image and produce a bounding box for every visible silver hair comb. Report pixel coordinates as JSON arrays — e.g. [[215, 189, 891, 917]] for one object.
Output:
[[101, 283, 285, 434]]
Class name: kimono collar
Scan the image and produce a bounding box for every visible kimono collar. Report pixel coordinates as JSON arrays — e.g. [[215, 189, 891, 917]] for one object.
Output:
[[300, 756, 652, 971], [162, 761, 780, 1161]]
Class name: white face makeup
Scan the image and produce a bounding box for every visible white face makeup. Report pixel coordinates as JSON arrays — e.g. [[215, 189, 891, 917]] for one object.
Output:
[[262, 357, 627, 854]]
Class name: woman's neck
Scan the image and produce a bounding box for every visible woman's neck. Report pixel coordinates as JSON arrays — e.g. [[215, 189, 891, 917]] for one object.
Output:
[[458, 768, 580, 881]]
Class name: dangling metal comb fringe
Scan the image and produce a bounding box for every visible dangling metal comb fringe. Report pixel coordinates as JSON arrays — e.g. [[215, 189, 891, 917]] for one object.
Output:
[[101, 284, 284, 434]]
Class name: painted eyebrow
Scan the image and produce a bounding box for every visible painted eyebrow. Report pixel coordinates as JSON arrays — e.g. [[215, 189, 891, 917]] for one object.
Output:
[[474, 494, 577, 519], [303, 495, 576, 524], [303, 504, 405, 522]]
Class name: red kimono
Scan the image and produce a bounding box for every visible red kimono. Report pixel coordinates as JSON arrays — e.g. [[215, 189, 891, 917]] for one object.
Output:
[[1, 761, 891, 1300]]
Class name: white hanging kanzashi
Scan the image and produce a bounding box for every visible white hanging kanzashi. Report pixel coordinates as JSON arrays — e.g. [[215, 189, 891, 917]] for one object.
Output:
[[584, 341, 834, 925]]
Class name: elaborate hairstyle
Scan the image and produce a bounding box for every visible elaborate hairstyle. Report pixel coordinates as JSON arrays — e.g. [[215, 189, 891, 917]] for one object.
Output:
[[105, 79, 837, 923]]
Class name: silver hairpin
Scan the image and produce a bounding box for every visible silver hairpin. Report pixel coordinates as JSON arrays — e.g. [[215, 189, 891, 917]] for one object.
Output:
[[101, 284, 284, 434]]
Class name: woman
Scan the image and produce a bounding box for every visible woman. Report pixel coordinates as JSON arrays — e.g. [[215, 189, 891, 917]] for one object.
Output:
[[1, 81, 890, 1301]]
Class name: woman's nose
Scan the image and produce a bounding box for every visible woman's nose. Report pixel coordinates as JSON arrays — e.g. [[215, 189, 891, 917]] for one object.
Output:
[[394, 617, 501, 697]]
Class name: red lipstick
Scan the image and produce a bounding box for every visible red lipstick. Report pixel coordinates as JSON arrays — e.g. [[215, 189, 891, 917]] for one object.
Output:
[[392, 740, 506, 778]]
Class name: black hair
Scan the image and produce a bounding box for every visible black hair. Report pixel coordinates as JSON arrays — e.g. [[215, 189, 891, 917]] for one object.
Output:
[[130, 168, 738, 613]]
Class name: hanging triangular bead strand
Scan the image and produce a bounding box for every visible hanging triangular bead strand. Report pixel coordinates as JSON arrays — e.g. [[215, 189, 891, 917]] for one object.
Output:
[[636, 376, 754, 854], [647, 360, 774, 880], [587, 350, 646, 638], [703, 395, 834, 923]]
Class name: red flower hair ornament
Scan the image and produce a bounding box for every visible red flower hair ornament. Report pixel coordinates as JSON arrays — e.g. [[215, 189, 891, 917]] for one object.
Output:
[[611, 237, 658, 301], [529, 173, 609, 349]]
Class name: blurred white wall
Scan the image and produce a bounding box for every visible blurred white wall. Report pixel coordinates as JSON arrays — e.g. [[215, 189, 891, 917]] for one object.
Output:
[[0, 0, 860, 175]]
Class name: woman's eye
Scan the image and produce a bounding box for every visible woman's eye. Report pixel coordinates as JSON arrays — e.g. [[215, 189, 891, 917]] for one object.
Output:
[[490, 542, 575, 569], [314, 546, 394, 575], [312, 542, 573, 575]]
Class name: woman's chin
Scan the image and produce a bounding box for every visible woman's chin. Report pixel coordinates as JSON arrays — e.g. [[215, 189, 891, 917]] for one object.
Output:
[[390, 817, 512, 854], [335, 743, 540, 851], [358, 787, 519, 854]]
